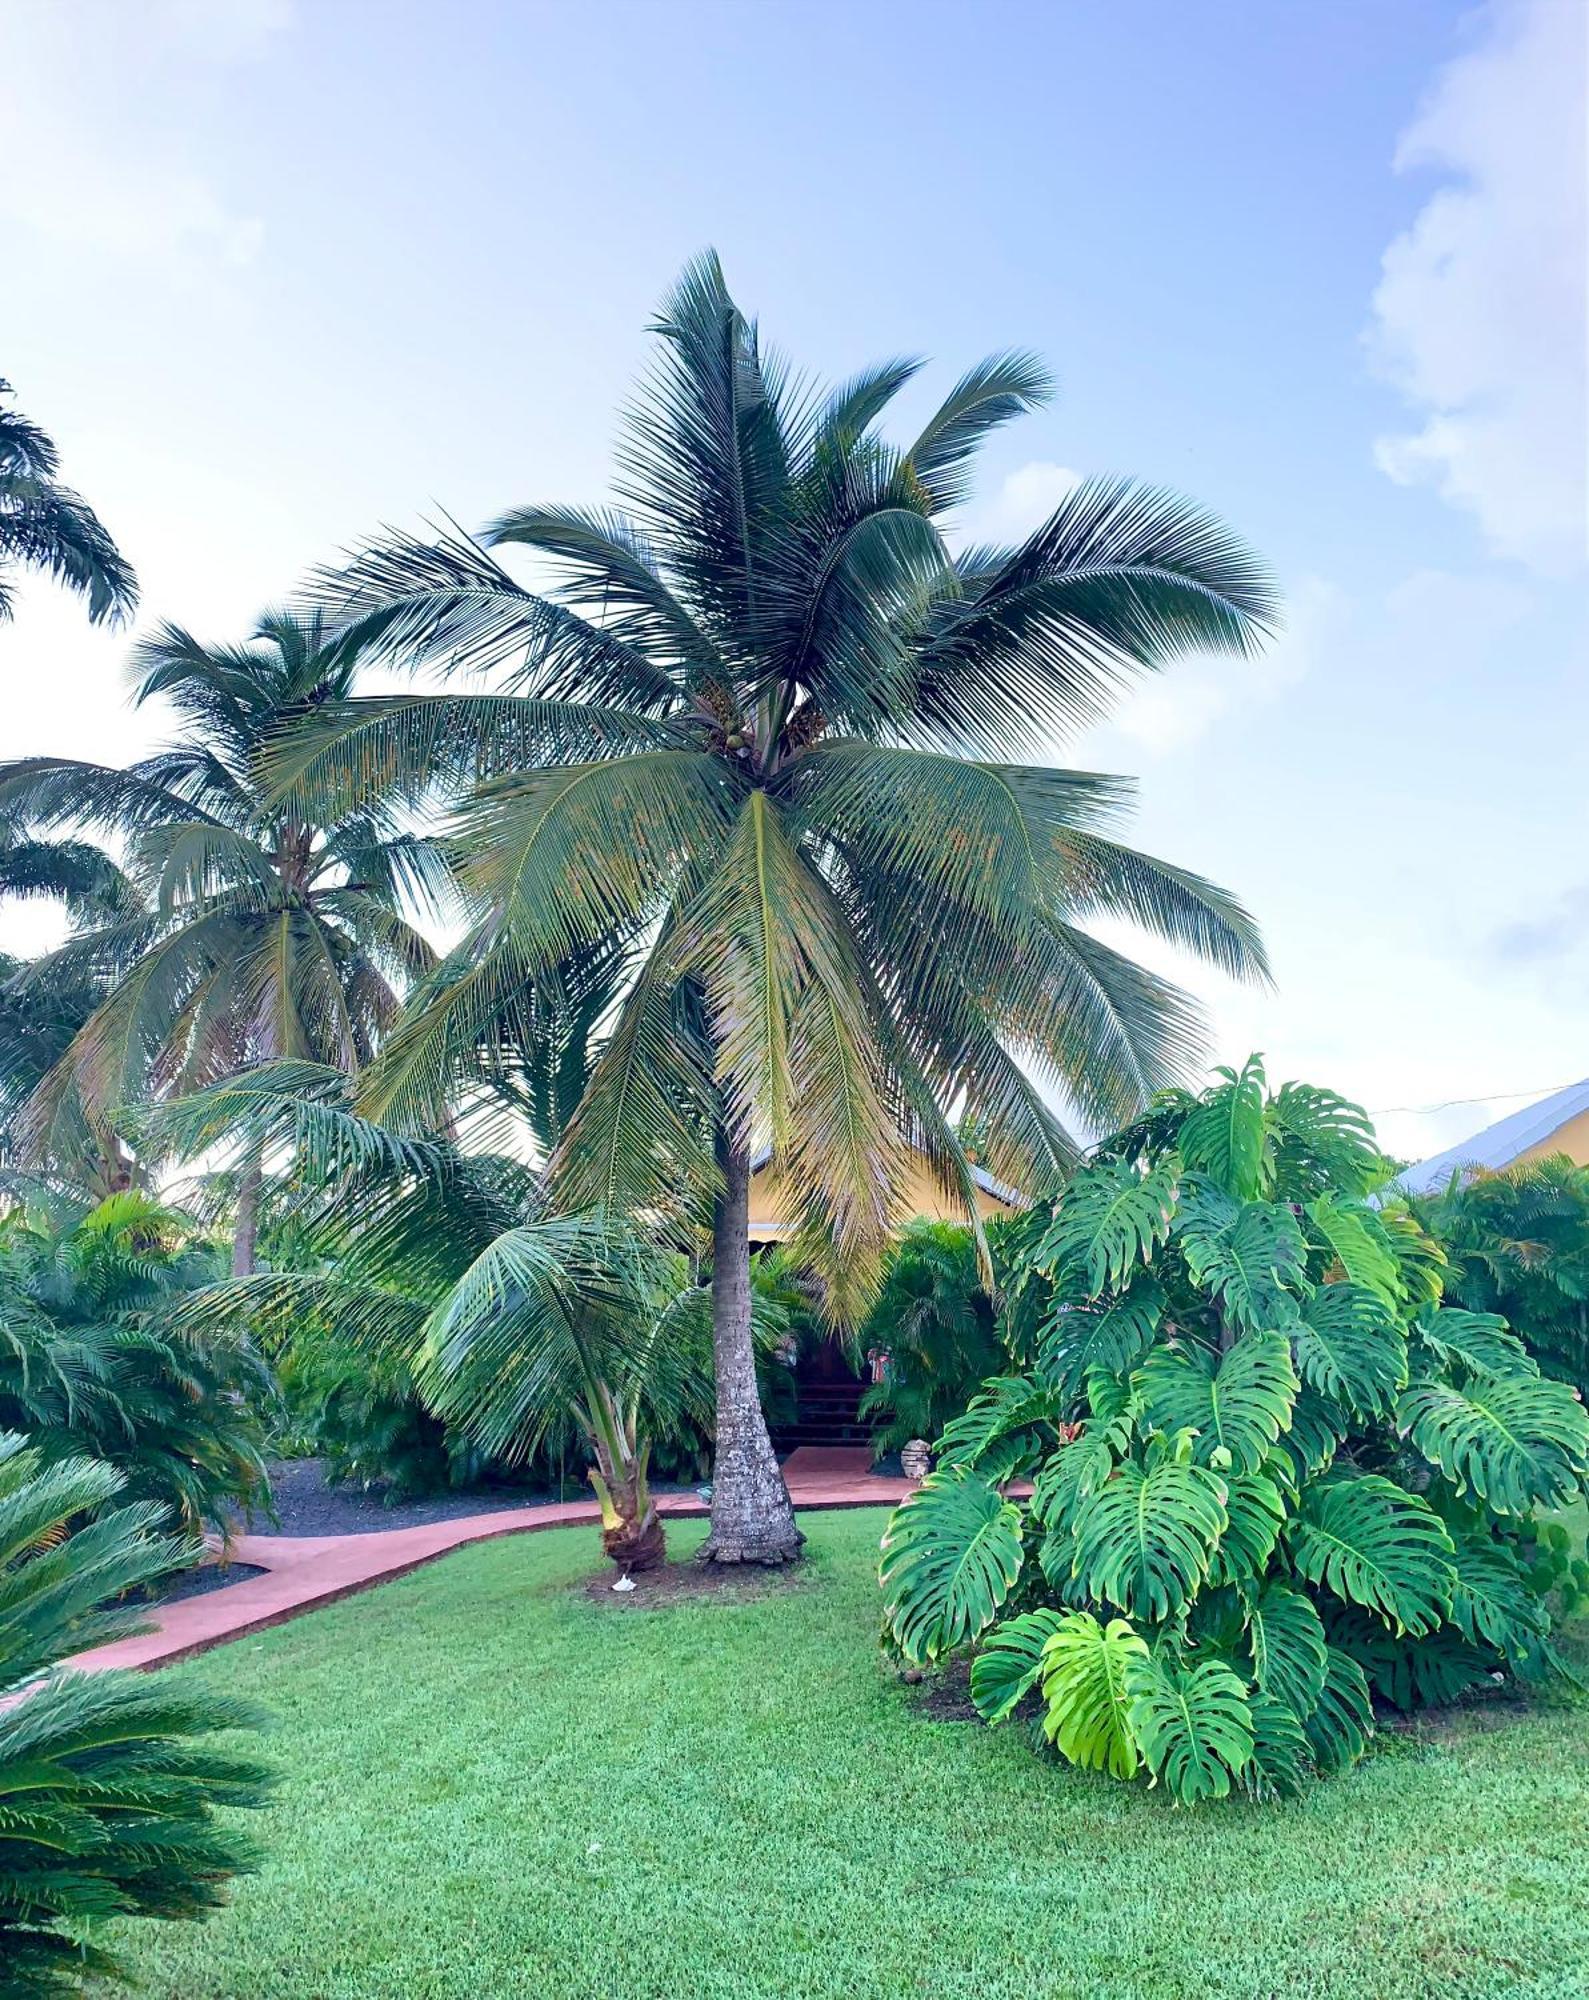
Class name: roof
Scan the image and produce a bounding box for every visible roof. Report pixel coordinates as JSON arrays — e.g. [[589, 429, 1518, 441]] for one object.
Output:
[[1396, 1077, 1589, 1195], [747, 1144, 1023, 1208]]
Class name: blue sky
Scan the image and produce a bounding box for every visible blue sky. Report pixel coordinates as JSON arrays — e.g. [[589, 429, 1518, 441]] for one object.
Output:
[[2, 0, 1584, 1163]]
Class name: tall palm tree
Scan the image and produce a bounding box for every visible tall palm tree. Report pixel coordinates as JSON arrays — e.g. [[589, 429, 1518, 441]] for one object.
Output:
[[0, 612, 451, 1271], [0, 378, 137, 627], [286, 254, 1276, 1562]]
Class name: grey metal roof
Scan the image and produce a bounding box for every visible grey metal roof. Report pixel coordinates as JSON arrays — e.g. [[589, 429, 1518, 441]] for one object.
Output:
[[1395, 1077, 1589, 1195]]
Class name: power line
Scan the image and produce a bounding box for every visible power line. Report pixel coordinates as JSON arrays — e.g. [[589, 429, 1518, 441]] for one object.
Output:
[[1368, 1079, 1578, 1117]]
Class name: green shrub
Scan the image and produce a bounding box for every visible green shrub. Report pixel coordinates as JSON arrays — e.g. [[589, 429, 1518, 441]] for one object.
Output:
[[880, 1058, 1589, 1803], [857, 1221, 1003, 1459], [0, 1433, 273, 1994]]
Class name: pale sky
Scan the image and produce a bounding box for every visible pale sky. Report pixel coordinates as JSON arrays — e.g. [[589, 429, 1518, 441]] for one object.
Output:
[[1, 0, 1584, 1167]]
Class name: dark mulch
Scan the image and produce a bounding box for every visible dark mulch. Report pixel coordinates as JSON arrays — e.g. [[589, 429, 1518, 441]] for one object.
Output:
[[132, 1560, 268, 1608], [229, 1457, 591, 1538], [580, 1556, 813, 1610]]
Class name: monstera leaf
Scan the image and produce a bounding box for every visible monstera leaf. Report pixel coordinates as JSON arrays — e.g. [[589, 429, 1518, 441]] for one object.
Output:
[[1397, 1373, 1589, 1516], [1305, 1193, 1401, 1308], [1445, 1533, 1549, 1661], [1244, 1579, 1328, 1716], [1292, 1283, 1407, 1419], [880, 1467, 1025, 1664], [1278, 1385, 1348, 1481], [1302, 1645, 1375, 1775], [1176, 1182, 1307, 1333], [1326, 1607, 1491, 1712], [1207, 1470, 1287, 1585], [969, 1609, 1069, 1725], [1069, 1451, 1229, 1621], [1031, 1424, 1120, 1533], [935, 1374, 1064, 1476], [1413, 1308, 1537, 1381], [1177, 1056, 1268, 1202], [1037, 1156, 1179, 1298], [1136, 1330, 1298, 1473], [1244, 1689, 1314, 1800], [1267, 1080, 1385, 1200], [1038, 1610, 1147, 1777], [1286, 1473, 1455, 1634], [1039, 1278, 1163, 1398], [1124, 1652, 1254, 1804]]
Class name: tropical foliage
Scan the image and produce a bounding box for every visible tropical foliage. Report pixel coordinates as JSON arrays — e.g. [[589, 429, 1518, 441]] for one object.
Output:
[[144, 1062, 785, 1566], [0, 1189, 272, 1534], [1402, 1154, 1589, 1393], [0, 611, 449, 1271], [0, 1433, 272, 1995], [857, 1220, 1003, 1459], [278, 253, 1274, 1559], [880, 1058, 1589, 1803], [0, 377, 137, 628]]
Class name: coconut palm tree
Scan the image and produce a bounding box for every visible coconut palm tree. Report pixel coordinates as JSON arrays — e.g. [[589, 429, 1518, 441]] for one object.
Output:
[[0, 378, 137, 627], [284, 254, 1275, 1561], [0, 612, 453, 1271]]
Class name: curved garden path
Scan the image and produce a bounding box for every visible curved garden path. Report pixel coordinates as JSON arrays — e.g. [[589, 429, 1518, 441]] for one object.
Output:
[[67, 1448, 913, 1676]]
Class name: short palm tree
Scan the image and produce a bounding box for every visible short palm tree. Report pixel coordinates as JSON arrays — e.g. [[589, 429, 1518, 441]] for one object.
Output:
[[148, 1061, 769, 1569], [288, 254, 1275, 1561], [0, 1433, 271, 1995], [0, 612, 452, 1270], [0, 378, 137, 627]]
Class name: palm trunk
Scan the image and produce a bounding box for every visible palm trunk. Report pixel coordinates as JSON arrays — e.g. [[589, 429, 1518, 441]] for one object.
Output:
[[699, 1133, 803, 1565], [232, 1151, 262, 1279]]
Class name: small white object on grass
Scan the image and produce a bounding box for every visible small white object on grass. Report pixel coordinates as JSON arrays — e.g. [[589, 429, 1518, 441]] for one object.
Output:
[[612, 1574, 637, 1593]]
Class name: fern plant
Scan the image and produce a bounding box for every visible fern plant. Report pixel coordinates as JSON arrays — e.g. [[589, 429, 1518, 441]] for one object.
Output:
[[0, 1433, 272, 1995], [879, 1057, 1589, 1803]]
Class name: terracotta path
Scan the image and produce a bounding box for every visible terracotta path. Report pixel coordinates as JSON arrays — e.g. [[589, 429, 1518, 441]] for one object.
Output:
[[67, 1446, 911, 1678]]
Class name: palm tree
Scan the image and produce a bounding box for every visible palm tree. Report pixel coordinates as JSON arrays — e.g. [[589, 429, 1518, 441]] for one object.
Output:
[[0, 378, 137, 627], [286, 254, 1275, 1562], [147, 1061, 769, 1570], [0, 612, 452, 1271]]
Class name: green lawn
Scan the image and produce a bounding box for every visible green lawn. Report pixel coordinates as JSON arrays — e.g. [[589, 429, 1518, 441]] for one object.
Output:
[[107, 1510, 1589, 2000]]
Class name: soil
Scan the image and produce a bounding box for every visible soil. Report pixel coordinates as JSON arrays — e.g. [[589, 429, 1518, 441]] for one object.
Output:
[[908, 1656, 984, 1722], [580, 1555, 814, 1610], [227, 1457, 637, 1538], [131, 1560, 268, 1607]]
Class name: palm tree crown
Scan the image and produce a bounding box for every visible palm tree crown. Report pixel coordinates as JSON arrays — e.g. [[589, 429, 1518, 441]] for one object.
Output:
[[280, 253, 1277, 1558], [0, 378, 137, 627], [0, 613, 450, 1213]]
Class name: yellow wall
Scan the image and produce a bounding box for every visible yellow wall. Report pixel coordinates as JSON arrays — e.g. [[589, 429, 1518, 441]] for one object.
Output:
[[747, 1154, 1017, 1240], [1518, 1108, 1589, 1171]]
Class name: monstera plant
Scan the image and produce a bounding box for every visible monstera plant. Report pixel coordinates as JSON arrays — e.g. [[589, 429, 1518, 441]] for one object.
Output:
[[879, 1058, 1589, 1804]]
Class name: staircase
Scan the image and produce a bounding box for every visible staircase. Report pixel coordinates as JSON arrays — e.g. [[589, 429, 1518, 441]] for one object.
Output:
[[775, 1376, 872, 1450]]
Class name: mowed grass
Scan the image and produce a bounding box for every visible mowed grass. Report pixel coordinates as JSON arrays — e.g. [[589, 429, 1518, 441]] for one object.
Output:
[[105, 1510, 1589, 2000]]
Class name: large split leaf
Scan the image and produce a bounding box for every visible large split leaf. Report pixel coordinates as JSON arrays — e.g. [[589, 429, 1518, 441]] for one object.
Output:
[[1038, 1610, 1148, 1777], [1413, 1307, 1535, 1380], [1445, 1533, 1549, 1661], [1177, 1056, 1267, 1201], [1306, 1193, 1401, 1308], [1124, 1651, 1254, 1804], [1207, 1470, 1287, 1585], [1302, 1645, 1375, 1775], [1292, 1283, 1407, 1419], [1038, 1277, 1162, 1398], [969, 1609, 1068, 1725], [1069, 1453, 1228, 1621], [1244, 1689, 1314, 1800], [879, 1466, 1024, 1664], [1037, 1156, 1178, 1298], [1176, 1181, 1307, 1333], [1244, 1579, 1328, 1716], [1397, 1372, 1589, 1516], [1286, 1473, 1454, 1635], [1327, 1607, 1491, 1712], [1136, 1329, 1297, 1473], [934, 1374, 1063, 1476]]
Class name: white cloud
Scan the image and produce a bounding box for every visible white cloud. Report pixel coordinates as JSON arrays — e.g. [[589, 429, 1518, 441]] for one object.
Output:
[[0, 0, 289, 265], [962, 460, 1083, 544], [1367, 0, 1588, 572], [1107, 574, 1334, 757]]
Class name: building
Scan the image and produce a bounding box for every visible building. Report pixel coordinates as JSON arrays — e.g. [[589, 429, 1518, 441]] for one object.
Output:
[[1398, 1078, 1589, 1196], [746, 1145, 1023, 1248]]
